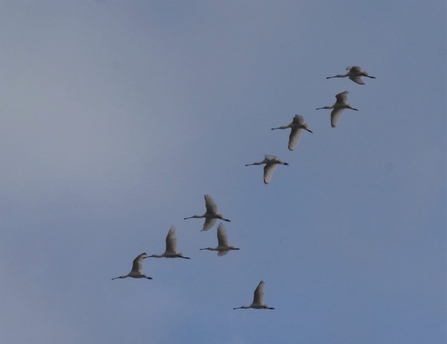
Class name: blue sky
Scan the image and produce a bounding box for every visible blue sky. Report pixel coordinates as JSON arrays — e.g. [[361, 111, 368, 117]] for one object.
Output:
[[0, 1, 444, 343]]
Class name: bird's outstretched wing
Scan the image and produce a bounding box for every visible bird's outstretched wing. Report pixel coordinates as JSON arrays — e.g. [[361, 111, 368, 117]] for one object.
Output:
[[288, 128, 303, 151], [202, 218, 217, 231], [132, 253, 146, 273], [204, 195, 218, 213], [331, 108, 345, 128], [347, 66, 362, 73], [253, 280, 265, 304], [217, 223, 229, 246], [335, 91, 349, 104], [292, 115, 305, 124], [165, 226, 178, 253], [263, 164, 278, 184], [349, 75, 365, 85], [264, 154, 277, 161]]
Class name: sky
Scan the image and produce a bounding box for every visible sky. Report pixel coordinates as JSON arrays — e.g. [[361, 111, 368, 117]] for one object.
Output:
[[0, 1, 445, 343]]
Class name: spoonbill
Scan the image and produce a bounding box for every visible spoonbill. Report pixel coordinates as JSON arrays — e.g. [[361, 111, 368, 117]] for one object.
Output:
[[149, 226, 191, 259], [200, 223, 240, 256], [245, 154, 289, 184], [112, 253, 152, 280], [184, 195, 231, 231], [316, 91, 358, 128], [233, 280, 275, 310], [271, 115, 312, 151], [326, 66, 376, 85]]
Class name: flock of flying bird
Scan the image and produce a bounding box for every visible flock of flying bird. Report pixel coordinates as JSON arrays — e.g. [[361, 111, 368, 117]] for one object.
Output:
[[112, 65, 376, 310]]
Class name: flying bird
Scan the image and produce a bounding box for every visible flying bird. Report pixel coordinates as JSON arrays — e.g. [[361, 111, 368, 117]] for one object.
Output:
[[200, 223, 240, 256], [233, 280, 275, 310], [184, 195, 231, 231], [112, 253, 152, 280], [326, 66, 376, 85], [316, 91, 359, 128], [149, 226, 191, 259], [245, 154, 289, 184], [271, 114, 312, 151]]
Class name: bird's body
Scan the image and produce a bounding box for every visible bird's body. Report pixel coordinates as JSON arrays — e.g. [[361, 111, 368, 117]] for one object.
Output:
[[271, 115, 312, 151], [245, 154, 289, 184], [233, 280, 274, 310], [184, 195, 231, 231], [326, 66, 376, 85], [149, 226, 191, 259], [200, 223, 240, 256], [112, 253, 152, 280], [316, 91, 359, 128]]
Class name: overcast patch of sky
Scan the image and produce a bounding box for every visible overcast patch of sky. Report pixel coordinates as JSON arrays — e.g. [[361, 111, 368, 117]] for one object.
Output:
[[0, 1, 444, 344]]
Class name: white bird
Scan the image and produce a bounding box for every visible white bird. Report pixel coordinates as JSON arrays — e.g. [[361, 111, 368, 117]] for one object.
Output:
[[271, 115, 313, 151], [149, 226, 191, 259], [233, 280, 275, 310], [316, 91, 359, 128], [200, 223, 240, 256], [112, 253, 152, 280], [184, 195, 231, 231], [326, 66, 376, 85], [245, 154, 289, 184]]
